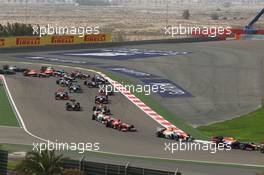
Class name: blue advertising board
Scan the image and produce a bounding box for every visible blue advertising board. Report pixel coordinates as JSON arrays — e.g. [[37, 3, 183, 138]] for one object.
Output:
[[102, 66, 158, 78], [54, 48, 191, 60]]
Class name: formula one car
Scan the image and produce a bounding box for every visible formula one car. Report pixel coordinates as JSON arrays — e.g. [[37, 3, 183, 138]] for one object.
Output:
[[23, 69, 38, 77], [40, 66, 55, 76], [63, 74, 76, 82], [0, 69, 16, 75], [93, 105, 111, 115], [117, 123, 136, 132], [66, 100, 81, 111], [38, 72, 50, 78], [55, 91, 69, 100], [231, 141, 258, 151], [70, 71, 90, 80], [99, 85, 114, 96], [91, 75, 109, 85], [104, 118, 136, 132], [53, 70, 67, 77], [56, 78, 72, 87], [260, 142, 264, 153], [84, 81, 99, 88], [211, 136, 237, 147], [3, 65, 27, 72], [95, 95, 109, 104], [156, 127, 193, 141], [92, 112, 111, 123], [68, 84, 83, 93]]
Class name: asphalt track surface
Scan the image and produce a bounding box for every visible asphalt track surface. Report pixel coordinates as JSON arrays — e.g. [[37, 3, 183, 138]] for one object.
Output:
[[0, 40, 264, 175], [4, 40, 263, 127]]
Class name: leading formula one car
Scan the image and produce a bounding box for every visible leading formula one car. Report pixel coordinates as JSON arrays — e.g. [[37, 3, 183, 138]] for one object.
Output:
[[55, 90, 70, 100], [66, 100, 81, 111], [156, 127, 193, 141], [231, 141, 258, 151]]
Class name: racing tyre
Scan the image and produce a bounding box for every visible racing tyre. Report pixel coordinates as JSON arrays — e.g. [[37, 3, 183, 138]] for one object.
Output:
[[239, 144, 246, 150], [261, 148, 264, 153]]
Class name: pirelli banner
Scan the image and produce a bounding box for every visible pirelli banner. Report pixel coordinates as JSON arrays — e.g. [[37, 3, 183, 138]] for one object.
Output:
[[0, 34, 112, 48]]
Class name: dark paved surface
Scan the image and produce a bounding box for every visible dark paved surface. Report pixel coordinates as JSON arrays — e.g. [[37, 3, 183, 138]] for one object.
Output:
[[1, 63, 264, 166]]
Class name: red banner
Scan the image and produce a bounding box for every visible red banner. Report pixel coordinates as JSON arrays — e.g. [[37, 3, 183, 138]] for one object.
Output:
[[16, 37, 40, 46], [51, 36, 74, 44], [0, 39, 5, 46], [84, 34, 106, 42]]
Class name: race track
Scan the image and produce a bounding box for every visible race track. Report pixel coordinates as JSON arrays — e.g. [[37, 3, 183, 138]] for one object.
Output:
[[0, 39, 264, 175]]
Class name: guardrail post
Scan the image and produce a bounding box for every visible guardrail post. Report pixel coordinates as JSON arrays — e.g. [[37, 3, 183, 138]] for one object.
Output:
[[118, 165, 120, 175], [105, 164, 108, 175], [79, 154, 85, 172], [125, 162, 130, 175], [174, 168, 179, 175]]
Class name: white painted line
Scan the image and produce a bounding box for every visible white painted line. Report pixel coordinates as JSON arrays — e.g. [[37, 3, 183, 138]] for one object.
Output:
[[0, 75, 48, 142]]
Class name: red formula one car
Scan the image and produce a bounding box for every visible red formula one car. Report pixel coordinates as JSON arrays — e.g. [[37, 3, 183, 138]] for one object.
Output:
[[23, 69, 38, 77], [117, 123, 136, 132], [41, 66, 55, 76], [105, 118, 136, 132]]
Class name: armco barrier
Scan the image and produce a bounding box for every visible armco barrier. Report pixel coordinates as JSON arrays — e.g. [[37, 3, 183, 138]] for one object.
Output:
[[0, 34, 112, 48], [63, 159, 181, 175], [0, 37, 220, 53], [0, 150, 8, 175]]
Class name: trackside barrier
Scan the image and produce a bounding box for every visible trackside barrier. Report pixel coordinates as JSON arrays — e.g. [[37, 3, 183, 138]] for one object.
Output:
[[63, 159, 182, 175], [0, 34, 112, 48], [0, 150, 8, 175]]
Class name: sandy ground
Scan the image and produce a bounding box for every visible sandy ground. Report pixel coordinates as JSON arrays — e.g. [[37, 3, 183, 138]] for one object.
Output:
[[0, 3, 263, 41]]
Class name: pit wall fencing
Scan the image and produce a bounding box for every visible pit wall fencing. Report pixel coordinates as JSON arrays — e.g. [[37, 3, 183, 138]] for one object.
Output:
[[63, 159, 182, 175]]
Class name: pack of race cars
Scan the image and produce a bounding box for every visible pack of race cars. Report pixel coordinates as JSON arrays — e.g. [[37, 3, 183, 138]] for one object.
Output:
[[2, 64, 264, 152], [17, 65, 136, 132], [211, 136, 264, 153]]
